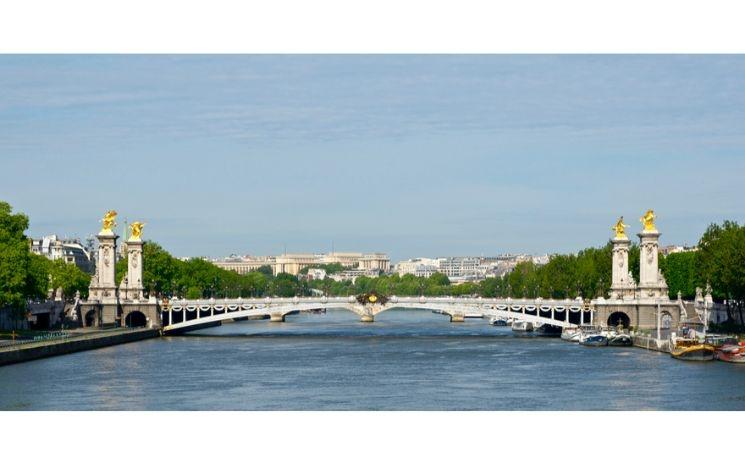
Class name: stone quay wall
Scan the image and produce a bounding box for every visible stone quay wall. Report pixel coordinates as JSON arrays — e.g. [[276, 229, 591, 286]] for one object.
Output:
[[0, 328, 159, 367]]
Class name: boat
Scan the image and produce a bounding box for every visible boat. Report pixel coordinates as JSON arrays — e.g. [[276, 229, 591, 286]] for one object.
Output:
[[670, 338, 715, 361], [535, 324, 562, 337], [607, 333, 632, 346], [511, 321, 534, 332], [705, 335, 739, 349], [580, 334, 608, 347], [715, 341, 745, 363], [560, 327, 581, 342], [489, 316, 508, 326]]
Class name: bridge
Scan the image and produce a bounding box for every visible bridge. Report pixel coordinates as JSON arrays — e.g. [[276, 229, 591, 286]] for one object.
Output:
[[160, 295, 594, 333]]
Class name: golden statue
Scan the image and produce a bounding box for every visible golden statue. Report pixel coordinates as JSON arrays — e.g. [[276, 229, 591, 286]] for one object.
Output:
[[612, 216, 628, 239], [640, 209, 656, 231], [129, 221, 145, 241], [100, 210, 118, 234]]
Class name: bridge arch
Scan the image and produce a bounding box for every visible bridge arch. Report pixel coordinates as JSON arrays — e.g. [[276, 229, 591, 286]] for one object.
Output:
[[125, 310, 148, 328], [661, 311, 673, 329], [84, 309, 96, 327], [607, 311, 630, 329]]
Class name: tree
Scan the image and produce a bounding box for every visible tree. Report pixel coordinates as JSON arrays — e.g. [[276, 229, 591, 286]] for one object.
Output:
[[427, 273, 450, 286], [696, 221, 745, 324], [26, 253, 51, 300], [271, 273, 300, 297], [0, 201, 33, 314], [48, 258, 91, 300], [256, 265, 274, 277], [659, 251, 698, 300]]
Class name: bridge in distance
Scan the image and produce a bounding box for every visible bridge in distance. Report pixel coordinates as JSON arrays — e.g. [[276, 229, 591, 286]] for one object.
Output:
[[160, 296, 595, 333]]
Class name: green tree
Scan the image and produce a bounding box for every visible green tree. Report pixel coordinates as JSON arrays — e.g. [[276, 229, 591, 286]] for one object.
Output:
[[696, 221, 745, 323], [427, 273, 450, 287], [659, 251, 698, 300], [256, 265, 274, 277], [0, 202, 33, 314], [26, 253, 51, 300], [48, 258, 91, 300], [271, 273, 300, 297]]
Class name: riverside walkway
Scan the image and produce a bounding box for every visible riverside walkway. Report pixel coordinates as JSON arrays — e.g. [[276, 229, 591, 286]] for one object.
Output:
[[0, 327, 159, 366]]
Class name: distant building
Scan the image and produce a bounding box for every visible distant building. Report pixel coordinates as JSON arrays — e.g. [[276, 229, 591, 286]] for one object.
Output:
[[30, 234, 94, 273], [438, 257, 480, 278], [329, 269, 381, 283], [211, 255, 274, 274], [395, 258, 441, 278], [212, 252, 390, 276], [395, 253, 549, 282], [660, 245, 698, 256], [274, 254, 319, 275], [305, 268, 327, 280]]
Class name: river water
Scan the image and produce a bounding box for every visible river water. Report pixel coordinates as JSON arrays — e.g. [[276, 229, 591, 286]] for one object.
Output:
[[1, 309, 744, 410]]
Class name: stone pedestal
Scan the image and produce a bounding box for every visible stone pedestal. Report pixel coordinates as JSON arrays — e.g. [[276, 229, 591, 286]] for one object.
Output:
[[121, 302, 161, 329], [637, 229, 669, 300], [85, 231, 121, 326], [122, 238, 145, 301], [610, 237, 636, 300]]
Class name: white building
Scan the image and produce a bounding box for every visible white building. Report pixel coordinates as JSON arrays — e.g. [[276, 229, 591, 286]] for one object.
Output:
[[395, 258, 441, 278], [211, 255, 274, 274], [30, 235, 94, 273], [305, 268, 328, 280], [437, 257, 481, 278], [213, 252, 390, 276], [329, 269, 381, 283]]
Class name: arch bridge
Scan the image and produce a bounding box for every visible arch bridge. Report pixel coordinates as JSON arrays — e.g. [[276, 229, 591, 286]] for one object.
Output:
[[161, 296, 595, 334]]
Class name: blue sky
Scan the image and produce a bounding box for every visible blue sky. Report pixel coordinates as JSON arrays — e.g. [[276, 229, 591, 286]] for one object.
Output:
[[1, 55, 744, 260]]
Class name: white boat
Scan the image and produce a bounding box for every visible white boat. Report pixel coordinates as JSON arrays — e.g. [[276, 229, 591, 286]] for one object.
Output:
[[561, 328, 581, 342], [488, 316, 508, 326], [511, 320, 534, 332], [577, 326, 601, 344]]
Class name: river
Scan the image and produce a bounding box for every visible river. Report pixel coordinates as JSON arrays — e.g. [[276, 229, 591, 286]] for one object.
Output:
[[1, 309, 744, 410]]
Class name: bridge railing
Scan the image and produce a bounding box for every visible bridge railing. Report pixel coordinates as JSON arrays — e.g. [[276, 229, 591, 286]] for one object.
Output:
[[166, 296, 588, 305]]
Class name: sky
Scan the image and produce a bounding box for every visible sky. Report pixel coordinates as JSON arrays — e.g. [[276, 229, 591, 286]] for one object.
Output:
[[1, 55, 744, 261]]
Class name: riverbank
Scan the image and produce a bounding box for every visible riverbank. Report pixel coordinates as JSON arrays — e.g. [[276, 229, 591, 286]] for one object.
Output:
[[0, 327, 160, 366]]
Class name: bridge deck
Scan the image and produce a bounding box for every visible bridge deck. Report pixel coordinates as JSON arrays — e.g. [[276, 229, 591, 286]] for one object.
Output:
[[162, 297, 593, 332]]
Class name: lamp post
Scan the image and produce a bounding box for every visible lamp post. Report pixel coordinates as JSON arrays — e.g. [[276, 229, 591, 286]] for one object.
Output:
[[656, 298, 661, 341]]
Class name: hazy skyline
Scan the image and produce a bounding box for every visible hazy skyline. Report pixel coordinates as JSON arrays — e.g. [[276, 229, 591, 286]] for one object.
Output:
[[2, 55, 744, 260]]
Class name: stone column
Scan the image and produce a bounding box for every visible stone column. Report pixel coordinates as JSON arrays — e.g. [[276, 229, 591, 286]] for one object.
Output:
[[94, 230, 119, 304], [638, 229, 659, 286], [125, 238, 145, 301], [610, 236, 633, 299], [638, 228, 669, 300]]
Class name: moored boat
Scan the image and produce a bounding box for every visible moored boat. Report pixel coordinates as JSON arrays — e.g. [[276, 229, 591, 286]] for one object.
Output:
[[560, 327, 581, 342], [714, 341, 745, 363], [489, 316, 508, 326], [511, 321, 534, 332], [670, 338, 715, 361], [580, 334, 608, 347], [608, 333, 633, 346], [705, 335, 739, 350], [535, 324, 562, 337]]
